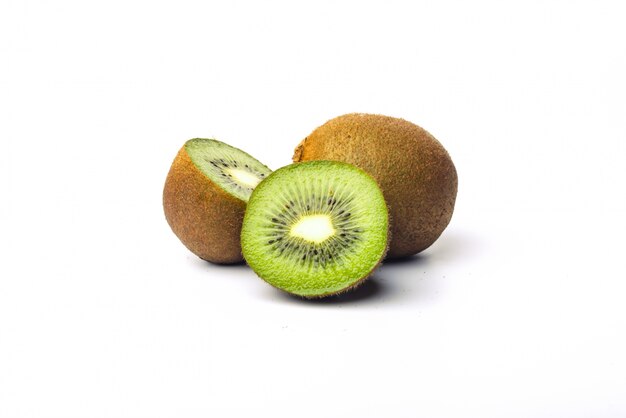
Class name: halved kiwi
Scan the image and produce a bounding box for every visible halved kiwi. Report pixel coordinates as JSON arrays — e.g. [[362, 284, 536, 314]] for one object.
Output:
[[163, 138, 271, 264], [241, 160, 389, 298]]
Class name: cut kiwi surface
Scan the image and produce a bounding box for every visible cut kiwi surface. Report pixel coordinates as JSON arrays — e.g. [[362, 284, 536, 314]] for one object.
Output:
[[241, 160, 389, 298], [163, 138, 271, 264], [184, 139, 270, 201]]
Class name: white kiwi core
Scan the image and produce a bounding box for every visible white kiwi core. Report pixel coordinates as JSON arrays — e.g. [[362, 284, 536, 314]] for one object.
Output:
[[228, 168, 262, 188], [290, 214, 336, 243]]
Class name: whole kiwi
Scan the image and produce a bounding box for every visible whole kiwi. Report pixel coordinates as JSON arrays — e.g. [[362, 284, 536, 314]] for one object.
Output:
[[293, 113, 457, 258]]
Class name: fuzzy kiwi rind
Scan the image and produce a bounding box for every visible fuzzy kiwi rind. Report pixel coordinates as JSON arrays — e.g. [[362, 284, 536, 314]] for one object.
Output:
[[241, 160, 390, 298], [163, 138, 271, 264], [294, 113, 458, 259]]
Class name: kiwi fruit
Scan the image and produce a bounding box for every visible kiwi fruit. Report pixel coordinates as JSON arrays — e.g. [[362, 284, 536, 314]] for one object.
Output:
[[241, 160, 389, 298], [293, 113, 457, 258], [163, 138, 271, 264]]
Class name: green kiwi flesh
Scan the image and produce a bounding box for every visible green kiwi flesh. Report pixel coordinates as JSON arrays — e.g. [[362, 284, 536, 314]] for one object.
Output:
[[241, 160, 389, 298]]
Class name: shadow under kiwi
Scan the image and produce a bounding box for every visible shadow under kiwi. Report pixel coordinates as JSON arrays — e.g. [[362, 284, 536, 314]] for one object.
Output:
[[382, 253, 429, 266]]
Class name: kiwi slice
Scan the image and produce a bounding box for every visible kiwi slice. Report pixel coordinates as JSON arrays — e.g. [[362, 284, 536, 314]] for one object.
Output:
[[294, 113, 458, 258], [241, 161, 389, 298], [163, 138, 271, 264]]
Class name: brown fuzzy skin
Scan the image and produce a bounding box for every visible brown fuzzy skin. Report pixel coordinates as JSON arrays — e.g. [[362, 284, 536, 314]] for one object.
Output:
[[294, 113, 457, 258], [163, 145, 246, 264]]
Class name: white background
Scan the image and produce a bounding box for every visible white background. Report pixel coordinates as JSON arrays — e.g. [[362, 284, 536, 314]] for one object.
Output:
[[1, 1, 625, 417]]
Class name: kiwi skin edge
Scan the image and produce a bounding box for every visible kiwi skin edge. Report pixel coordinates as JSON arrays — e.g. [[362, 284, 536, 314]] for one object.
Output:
[[294, 113, 458, 259], [163, 144, 246, 264]]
